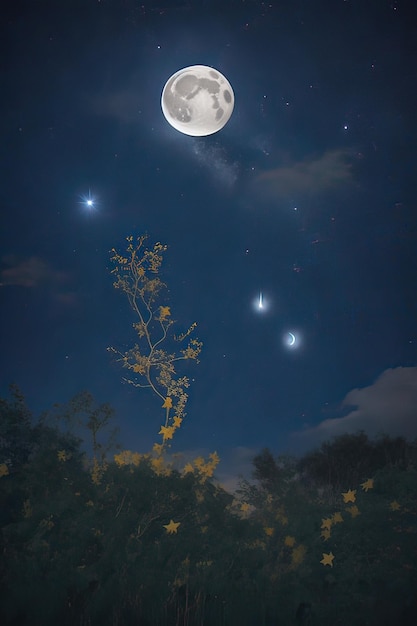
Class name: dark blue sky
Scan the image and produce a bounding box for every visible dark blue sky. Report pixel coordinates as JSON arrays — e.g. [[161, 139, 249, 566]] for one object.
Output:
[[1, 0, 417, 481]]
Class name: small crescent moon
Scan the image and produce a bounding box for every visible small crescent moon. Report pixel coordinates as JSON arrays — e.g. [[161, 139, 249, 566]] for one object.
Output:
[[288, 332, 296, 346]]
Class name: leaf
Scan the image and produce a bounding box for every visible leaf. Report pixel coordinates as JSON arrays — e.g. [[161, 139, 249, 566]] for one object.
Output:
[[321, 552, 335, 567], [163, 519, 180, 534]]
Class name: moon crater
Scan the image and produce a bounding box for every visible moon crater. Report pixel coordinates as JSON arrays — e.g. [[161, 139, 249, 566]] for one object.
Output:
[[161, 65, 234, 136]]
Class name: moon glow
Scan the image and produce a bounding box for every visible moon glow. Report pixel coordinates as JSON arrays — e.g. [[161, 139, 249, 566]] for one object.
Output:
[[161, 65, 235, 136]]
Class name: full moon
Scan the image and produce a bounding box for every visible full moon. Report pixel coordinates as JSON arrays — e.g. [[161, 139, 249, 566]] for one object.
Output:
[[161, 65, 234, 136]]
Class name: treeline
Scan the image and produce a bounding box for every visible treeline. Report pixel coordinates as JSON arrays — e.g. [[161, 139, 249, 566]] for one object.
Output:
[[1, 388, 416, 625]]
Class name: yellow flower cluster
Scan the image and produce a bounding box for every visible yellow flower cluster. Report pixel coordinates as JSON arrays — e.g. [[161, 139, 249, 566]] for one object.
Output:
[[181, 451, 220, 483], [114, 450, 144, 467], [318, 476, 404, 567]]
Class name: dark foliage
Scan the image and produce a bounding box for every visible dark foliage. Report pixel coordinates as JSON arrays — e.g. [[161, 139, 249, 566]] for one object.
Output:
[[1, 392, 416, 626]]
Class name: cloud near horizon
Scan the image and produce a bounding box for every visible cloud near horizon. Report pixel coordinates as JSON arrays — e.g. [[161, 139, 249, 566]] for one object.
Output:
[[293, 366, 417, 448]]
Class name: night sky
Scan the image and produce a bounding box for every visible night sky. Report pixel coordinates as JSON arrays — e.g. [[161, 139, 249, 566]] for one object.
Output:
[[2, 0, 417, 482]]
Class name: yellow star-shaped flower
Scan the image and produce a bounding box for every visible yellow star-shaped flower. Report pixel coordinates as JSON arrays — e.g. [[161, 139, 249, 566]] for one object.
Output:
[[163, 519, 180, 534], [159, 425, 175, 441], [390, 500, 401, 511], [162, 397, 173, 409], [321, 517, 333, 530], [321, 529, 331, 541], [173, 416, 183, 428], [209, 451, 220, 464], [342, 489, 356, 503], [332, 511, 343, 524], [199, 463, 215, 478], [321, 552, 335, 567], [240, 502, 251, 513], [159, 306, 171, 320], [284, 535, 296, 547], [361, 478, 374, 492], [183, 462, 194, 474], [346, 505, 360, 518], [57, 450, 67, 462], [0, 463, 9, 478], [151, 456, 165, 474], [264, 527, 274, 537]]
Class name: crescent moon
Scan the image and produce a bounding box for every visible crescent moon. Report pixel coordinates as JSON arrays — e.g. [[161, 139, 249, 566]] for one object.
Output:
[[288, 332, 296, 346]]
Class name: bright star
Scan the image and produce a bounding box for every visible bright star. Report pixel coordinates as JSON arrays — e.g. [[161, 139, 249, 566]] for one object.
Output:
[[79, 189, 97, 212], [253, 291, 269, 313]]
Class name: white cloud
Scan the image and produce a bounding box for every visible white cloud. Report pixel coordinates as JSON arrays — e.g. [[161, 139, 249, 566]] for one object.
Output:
[[293, 367, 417, 448], [249, 149, 353, 204]]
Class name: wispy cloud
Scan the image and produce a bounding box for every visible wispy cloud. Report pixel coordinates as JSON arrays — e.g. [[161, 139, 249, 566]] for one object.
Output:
[[250, 149, 353, 204], [191, 139, 239, 188], [0, 255, 69, 288], [292, 366, 417, 450], [89, 86, 144, 124]]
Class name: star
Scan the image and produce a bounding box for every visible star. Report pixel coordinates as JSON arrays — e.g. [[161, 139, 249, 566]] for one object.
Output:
[[258, 291, 264, 309], [163, 519, 181, 534], [79, 189, 98, 212], [321, 552, 335, 567], [390, 500, 401, 511], [253, 291, 269, 313]]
